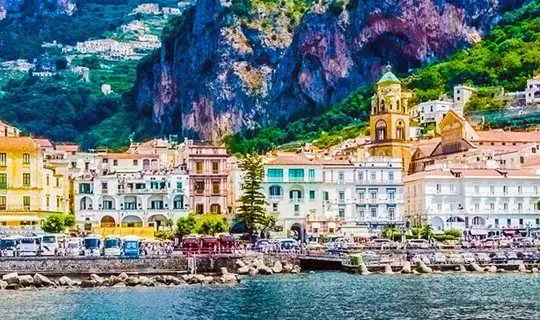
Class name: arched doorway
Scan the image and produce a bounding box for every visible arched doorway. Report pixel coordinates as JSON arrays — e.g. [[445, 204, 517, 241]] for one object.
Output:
[[100, 215, 116, 228], [290, 222, 304, 242], [430, 217, 444, 231], [149, 214, 168, 231], [122, 215, 143, 228], [80, 196, 93, 210], [173, 195, 184, 209]]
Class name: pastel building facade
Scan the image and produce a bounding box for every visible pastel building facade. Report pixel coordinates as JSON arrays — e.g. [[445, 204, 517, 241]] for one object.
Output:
[[404, 168, 540, 237]]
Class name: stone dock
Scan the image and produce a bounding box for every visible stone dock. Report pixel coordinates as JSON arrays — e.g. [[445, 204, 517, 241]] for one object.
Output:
[[0, 254, 300, 278]]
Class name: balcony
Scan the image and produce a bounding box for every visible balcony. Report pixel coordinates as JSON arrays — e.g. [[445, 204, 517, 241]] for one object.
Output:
[[118, 188, 169, 194], [357, 180, 399, 185], [288, 177, 305, 183], [267, 177, 283, 183], [269, 195, 283, 201], [290, 198, 304, 204]]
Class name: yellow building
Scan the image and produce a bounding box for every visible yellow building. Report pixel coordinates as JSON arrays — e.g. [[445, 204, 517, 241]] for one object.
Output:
[[0, 137, 69, 230], [368, 65, 413, 170]]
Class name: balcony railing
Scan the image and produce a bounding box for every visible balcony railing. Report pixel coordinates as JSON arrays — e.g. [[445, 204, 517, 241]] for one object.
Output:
[[267, 177, 283, 183], [290, 198, 304, 203], [288, 177, 305, 183], [269, 195, 283, 201]]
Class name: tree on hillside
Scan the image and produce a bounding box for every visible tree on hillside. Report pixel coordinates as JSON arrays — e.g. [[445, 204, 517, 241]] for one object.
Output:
[[236, 153, 273, 241], [42, 214, 66, 234]]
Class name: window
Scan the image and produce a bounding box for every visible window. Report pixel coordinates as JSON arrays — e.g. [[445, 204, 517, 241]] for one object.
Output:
[[212, 181, 220, 194], [308, 169, 315, 181], [388, 207, 395, 220], [387, 190, 395, 201], [102, 182, 108, 192], [474, 203, 479, 212], [370, 190, 377, 201], [503, 185, 508, 194], [176, 181, 183, 190], [173, 196, 184, 209], [56, 196, 61, 209], [309, 190, 316, 200], [518, 203, 523, 211], [133, 160, 138, 166], [195, 162, 203, 174], [388, 172, 394, 181], [358, 172, 364, 181], [518, 186, 522, 194], [507, 218, 511, 226], [212, 162, 219, 174], [370, 172, 376, 181], [288, 169, 304, 180], [519, 218, 524, 226], [370, 207, 377, 218], [113, 160, 118, 166], [23, 173, 30, 186], [55, 177, 59, 188], [23, 196, 30, 209], [290, 190, 302, 200], [338, 171, 344, 182], [495, 218, 499, 226], [323, 192, 329, 201], [22, 153, 30, 164], [338, 208, 345, 218], [357, 207, 365, 219], [358, 190, 365, 201], [338, 191, 345, 203], [474, 186, 479, 194], [102, 200, 113, 210], [0, 196, 5, 210], [436, 184, 441, 193], [294, 204, 300, 215], [272, 203, 278, 212], [103, 159, 109, 164], [536, 218, 540, 226], [268, 169, 283, 179], [269, 186, 281, 197], [195, 181, 205, 194], [0, 153, 6, 166], [490, 186, 495, 194], [490, 203, 495, 212], [0, 173, 6, 189], [135, 183, 146, 190], [437, 203, 442, 211], [503, 203, 508, 211], [196, 204, 204, 214]]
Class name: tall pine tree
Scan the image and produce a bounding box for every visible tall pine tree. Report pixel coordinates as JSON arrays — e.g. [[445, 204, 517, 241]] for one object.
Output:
[[236, 153, 274, 241]]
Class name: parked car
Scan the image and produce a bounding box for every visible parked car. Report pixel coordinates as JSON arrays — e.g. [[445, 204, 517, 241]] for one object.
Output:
[[448, 254, 464, 264], [366, 239, 399, 250], [431, 252, 447, 264], [475, 252, 491, 264], [407, 239, 430, 249], [520, 252, 540, 263], [461, 252, 476, 264], [490, 252, 507, 264], [412, 254, 431, 265], [516, 237, 534, 248], [506, 252, 518, 261]]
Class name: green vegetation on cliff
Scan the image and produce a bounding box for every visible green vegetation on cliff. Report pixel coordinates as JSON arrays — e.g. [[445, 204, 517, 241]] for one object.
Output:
[[225, 0, 540, 153]]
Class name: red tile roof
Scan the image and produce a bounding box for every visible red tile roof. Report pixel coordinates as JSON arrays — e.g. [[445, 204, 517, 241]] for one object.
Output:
[[0, 137, 38, 152], [476, 130, 540, 143]]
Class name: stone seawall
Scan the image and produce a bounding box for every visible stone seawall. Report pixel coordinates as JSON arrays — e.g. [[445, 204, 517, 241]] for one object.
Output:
[[0, 254, 300, 276]]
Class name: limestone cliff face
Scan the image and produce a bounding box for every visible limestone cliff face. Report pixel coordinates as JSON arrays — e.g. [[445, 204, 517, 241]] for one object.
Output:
[[0, 0, 75, 20], [134, 0, 525, 140]]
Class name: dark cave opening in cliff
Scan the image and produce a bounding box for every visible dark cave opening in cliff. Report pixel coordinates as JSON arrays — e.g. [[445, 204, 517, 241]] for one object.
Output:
[[364, 32, 421, 74]]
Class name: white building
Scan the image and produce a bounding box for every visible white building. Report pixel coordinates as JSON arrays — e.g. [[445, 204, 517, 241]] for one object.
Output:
[[526, 75, 540, 105], [404, 168, 540, 238], [133, 3, 160, 14], [262, 154, 323, 240], [410, 100, 453, 126], [75, 153, 189, 231], [162, 7, 181, 16], [453, 85, 476, 116]]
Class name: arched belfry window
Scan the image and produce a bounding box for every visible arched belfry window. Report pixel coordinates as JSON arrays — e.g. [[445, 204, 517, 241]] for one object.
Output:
[[376, 120, 387, 141], [396, 120, 405, 140]]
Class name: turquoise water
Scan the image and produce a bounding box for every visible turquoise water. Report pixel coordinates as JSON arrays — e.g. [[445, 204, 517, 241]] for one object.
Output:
[[1, 272, 539, 319]]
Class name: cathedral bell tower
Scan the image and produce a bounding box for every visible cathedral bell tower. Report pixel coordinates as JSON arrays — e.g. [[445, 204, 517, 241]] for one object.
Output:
[[368, 65, 412, 170]]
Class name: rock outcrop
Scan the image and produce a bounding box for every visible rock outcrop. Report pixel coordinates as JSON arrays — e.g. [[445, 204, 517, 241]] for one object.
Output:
[[133, 0, 524, 140], [0, 0, 76, 20]]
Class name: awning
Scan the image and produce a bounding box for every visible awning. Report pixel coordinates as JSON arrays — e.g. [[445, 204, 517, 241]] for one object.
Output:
[[310, 223, 321, 229], [327, 222, 337, 229], [503, 230, 517, 236], [0, 215, 41, 222], [470, 228, 488, 236]]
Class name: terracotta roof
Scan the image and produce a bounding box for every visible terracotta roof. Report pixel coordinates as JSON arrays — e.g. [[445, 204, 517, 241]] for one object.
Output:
[[523, 157, 540, 167], [412, 138, 440, 158], [55, 143, 79, 152], [404, 169, 454, 182], [266, 154, 319, 165], [33, 138, 54, 148], [101, 153, 159, 160], [476, 130, 540, 143], [0, 137, 38, 152], [321, 159, 353, 166]]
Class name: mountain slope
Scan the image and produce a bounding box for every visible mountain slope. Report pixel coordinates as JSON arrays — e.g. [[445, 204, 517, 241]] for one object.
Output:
[[226, 0, 540, 153], [133, 0, 525, 141]]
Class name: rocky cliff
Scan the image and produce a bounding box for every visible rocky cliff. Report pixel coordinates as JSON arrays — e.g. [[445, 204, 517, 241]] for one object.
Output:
[[134, 0, 526, 140], [0, 0, 75, 20]]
